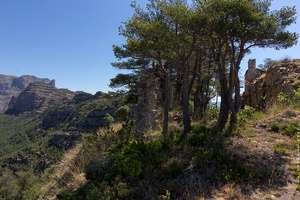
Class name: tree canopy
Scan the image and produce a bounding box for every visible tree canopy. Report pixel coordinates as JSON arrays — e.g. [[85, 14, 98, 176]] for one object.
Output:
[[111, 0, 298, 135]]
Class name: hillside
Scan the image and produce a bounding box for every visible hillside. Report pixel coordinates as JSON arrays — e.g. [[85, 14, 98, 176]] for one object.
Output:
[[52, 103, 300, 200], [1, 59, 300, 199], [0, 76, 127, 199]]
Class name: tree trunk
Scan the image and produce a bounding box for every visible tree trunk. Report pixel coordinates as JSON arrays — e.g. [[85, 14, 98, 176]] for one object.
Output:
[[217, 64, 230, 132], [218, 87, 230, 132], [182, 64, 191, 135], [230, 75, 241, 127], [230, 60, 242, 128], [162, 73, 170, 135]]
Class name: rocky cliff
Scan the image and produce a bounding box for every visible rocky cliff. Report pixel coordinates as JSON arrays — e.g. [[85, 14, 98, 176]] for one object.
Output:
[[4, 79, 120, 132], [0, 74, 55, 112], [243, 59, 300, 109], [5, 82, 72, 115]]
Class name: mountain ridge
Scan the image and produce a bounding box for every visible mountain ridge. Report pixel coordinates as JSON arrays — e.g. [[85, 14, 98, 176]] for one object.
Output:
[[0, 74, 55, 112]]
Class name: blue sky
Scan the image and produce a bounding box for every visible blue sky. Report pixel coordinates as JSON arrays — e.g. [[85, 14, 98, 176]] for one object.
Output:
[[0, 0, 299, 94]]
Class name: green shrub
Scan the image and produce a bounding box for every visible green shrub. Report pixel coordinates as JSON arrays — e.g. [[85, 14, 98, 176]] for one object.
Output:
[[160, 190, 171, 200], [207, 105, 220, 120], [270, 122, 281, 132], [274, 142, 292, 155], [277, 92, 290, 106], [115, 105, 132, 122], [282, 121, 300, 136], [237, 105, 256, 125], [160, 159, 183, 180], [293, 88, 300, 108], [104, 113, 114, 128]]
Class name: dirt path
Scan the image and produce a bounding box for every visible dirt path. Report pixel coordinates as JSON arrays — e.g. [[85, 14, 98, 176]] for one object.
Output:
[[224, 110, 300, 199]]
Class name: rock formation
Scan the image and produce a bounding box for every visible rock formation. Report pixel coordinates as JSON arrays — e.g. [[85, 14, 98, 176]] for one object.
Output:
[[244, 59, 265, 97], [135, 69, 162, 137], [5, 82, 71, 115], [0, 74, 55, 112], [243, 59, 300, 109]]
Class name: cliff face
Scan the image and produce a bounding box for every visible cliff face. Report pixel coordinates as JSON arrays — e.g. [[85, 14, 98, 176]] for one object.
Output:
[[243, 59, 300, 109], [0, 74, 55, 112], [5, 82, 72, 115], [4, 80, 118, 132]]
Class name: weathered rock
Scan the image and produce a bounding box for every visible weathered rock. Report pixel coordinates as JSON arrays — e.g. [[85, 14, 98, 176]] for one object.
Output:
[[5, 82, 71, 115], [82, 108, 117, 129], [243, 59, 300, 108], [135, 69, 162, 136], [0, 74, 55, 112], [73, 92, 94, 103], [48, 133, 82, 150]]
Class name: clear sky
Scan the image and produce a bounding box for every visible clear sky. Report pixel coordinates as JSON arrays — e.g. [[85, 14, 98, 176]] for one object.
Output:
[[0, 0, 299, 94]]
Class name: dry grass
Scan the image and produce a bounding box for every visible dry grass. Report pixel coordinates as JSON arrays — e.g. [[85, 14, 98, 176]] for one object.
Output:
[[225, 103, 300, 199], [39, 123, 124, 199], [39, 144, 86, 199]]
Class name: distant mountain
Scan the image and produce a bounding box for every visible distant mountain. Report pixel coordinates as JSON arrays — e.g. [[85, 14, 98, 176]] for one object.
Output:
[[5, 82, 72, 115], [0, 74, 55, 112]]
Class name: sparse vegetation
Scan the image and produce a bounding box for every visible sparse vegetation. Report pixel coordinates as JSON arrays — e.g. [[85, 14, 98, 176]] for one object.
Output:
[[55, 92, 300, 199], [0, 0, 299, 199]]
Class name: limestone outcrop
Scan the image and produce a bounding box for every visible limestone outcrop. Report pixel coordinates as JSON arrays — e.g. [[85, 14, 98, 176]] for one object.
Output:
[[243, 59, 300, 108], [135, 70, 162, 136], [5, 82, 72, 114], [0, 74, 55, 112]]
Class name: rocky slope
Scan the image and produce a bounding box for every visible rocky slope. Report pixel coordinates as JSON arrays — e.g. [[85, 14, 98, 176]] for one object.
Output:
[[5, 82, 73, 115], [4, 80, 117, 132], [243, 59, 300, 108], [0, 74, 55, 112]]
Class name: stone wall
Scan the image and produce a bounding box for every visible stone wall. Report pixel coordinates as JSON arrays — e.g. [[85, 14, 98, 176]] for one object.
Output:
[[243, 59, 300, 109]]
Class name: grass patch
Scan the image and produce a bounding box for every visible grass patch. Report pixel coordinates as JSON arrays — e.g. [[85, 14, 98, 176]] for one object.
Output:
[[274, 142, 292, 155]]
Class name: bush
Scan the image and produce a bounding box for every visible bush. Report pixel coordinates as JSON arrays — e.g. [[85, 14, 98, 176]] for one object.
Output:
[[104, 113, 114, 128], [237, 105, 256, 125], [293, 88, 300, 108], [283, 121, 300, 136], [270, 122, 280, 132], [115, 106, 132, 122], [277, 92, 290, 107], [207, 105, 220, 120]]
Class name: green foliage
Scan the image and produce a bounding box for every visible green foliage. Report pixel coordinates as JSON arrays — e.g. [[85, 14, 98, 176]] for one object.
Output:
[[160, 159, 183, 180], [80, 96, 114, 111], [270, 121, 300, 136], [104, 113, 114, 129], [273, 142, 293, 155], [236, 105, 256, 126], [207, 105, 220, 120], [277, 92, 291, 106], [258, 58, 274, 70], [189, 125, 213, 147], [160, 190, 171, 200], [82, 140, 165, 198], [0, 169, 40, 200], [0, 169, 17, 199], [293, 88, 300, 108], [115, 106, 135, 144], [109, 73, 139, 104], [270, 122, 281, 132], [282, 121, 300, 136], [115, 105, 132, 122], [63, 130, 186, 199]]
